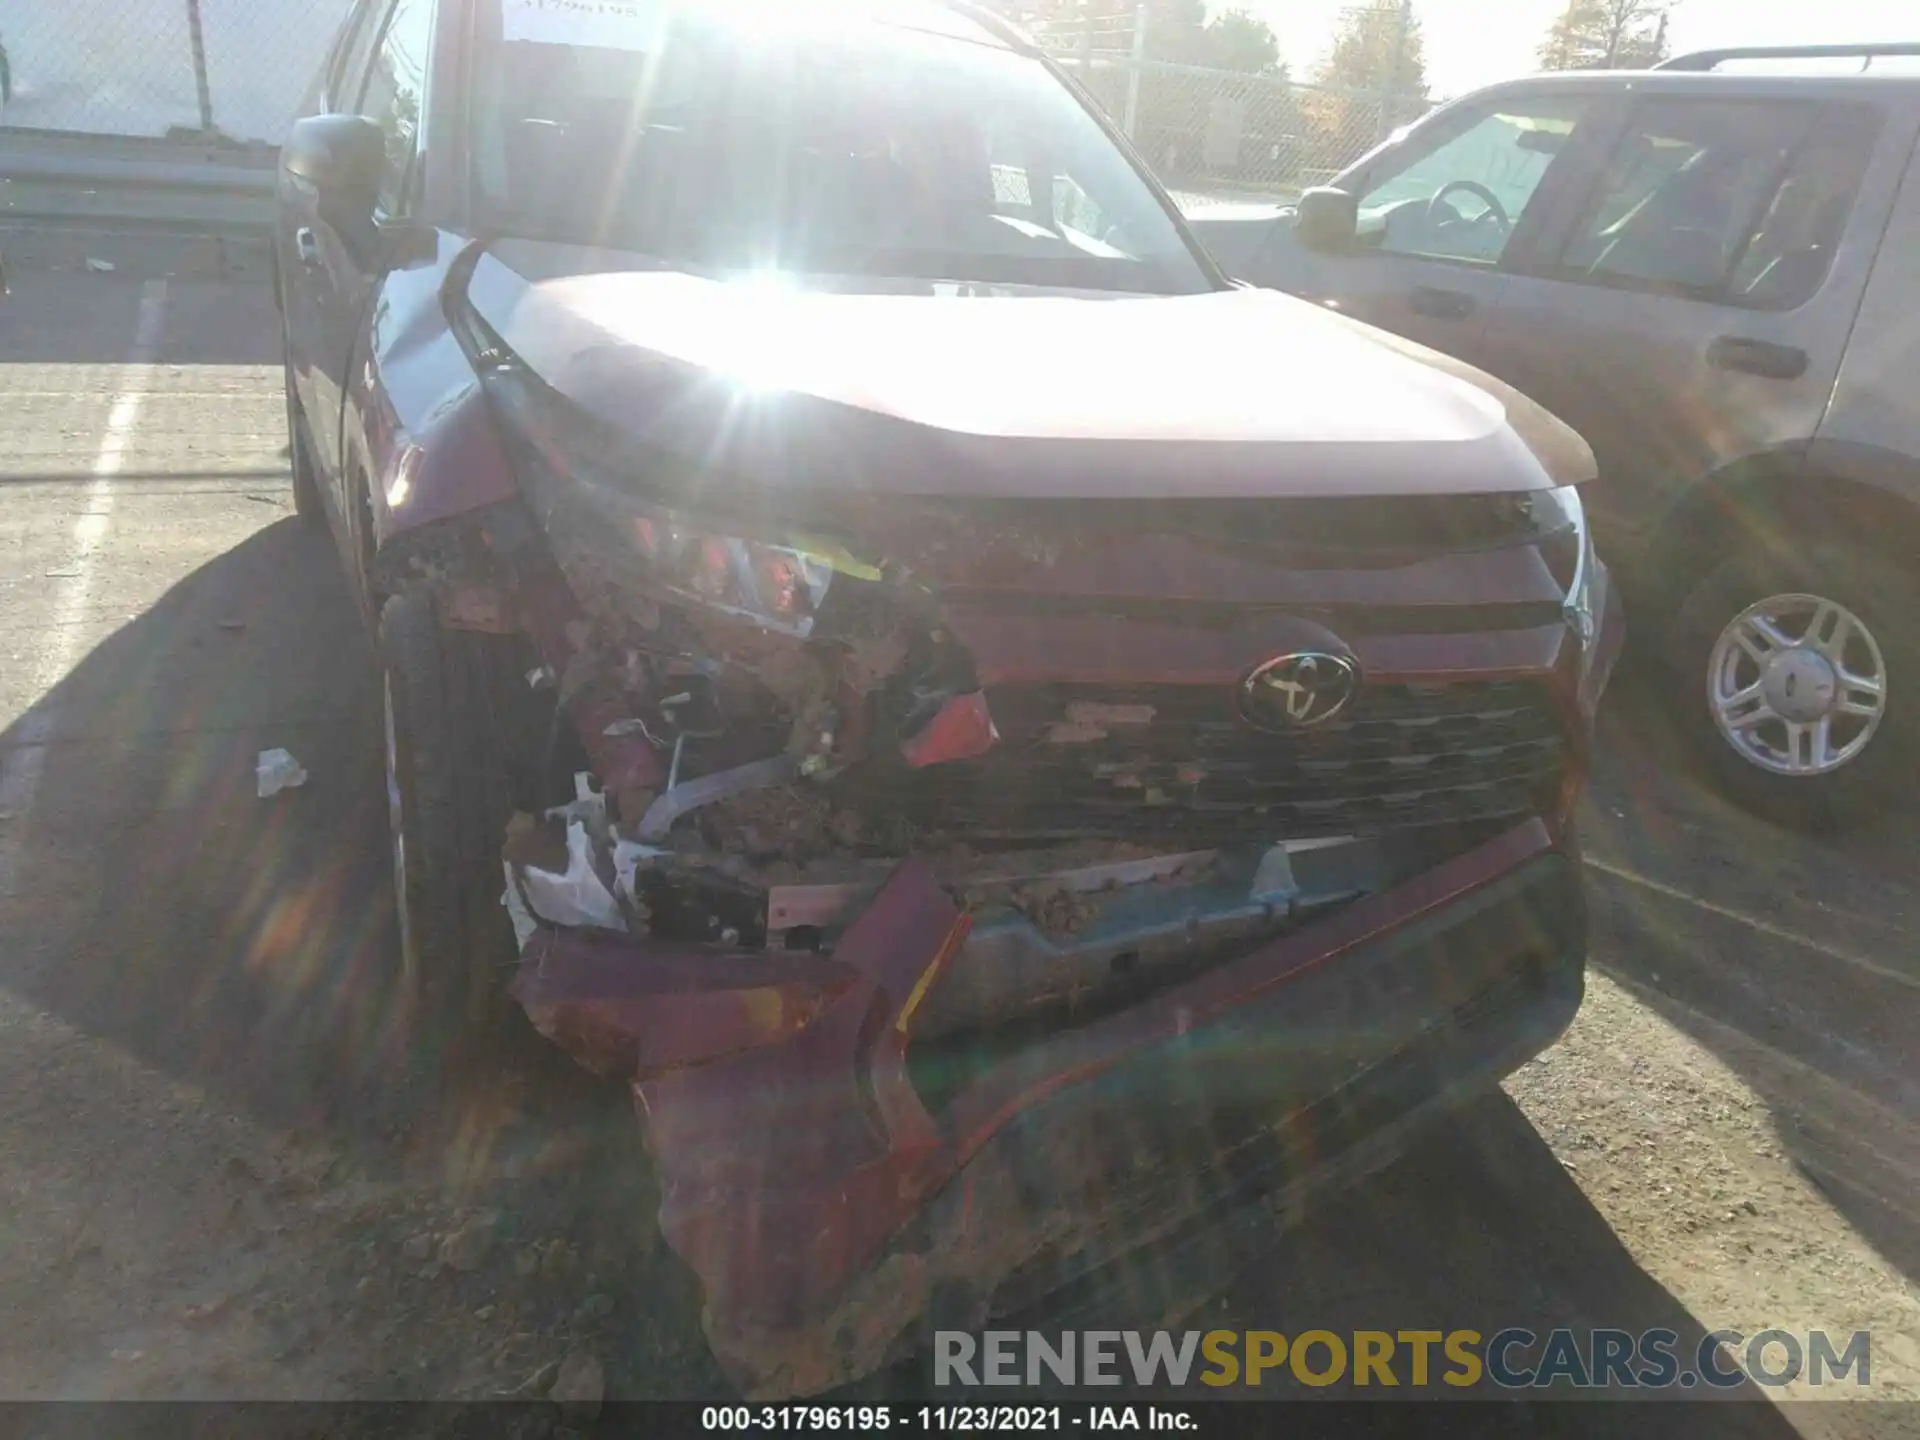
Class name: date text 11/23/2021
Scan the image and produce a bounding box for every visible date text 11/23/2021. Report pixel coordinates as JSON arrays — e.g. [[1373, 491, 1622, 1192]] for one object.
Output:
[[701, 1407, 1193, 1432]]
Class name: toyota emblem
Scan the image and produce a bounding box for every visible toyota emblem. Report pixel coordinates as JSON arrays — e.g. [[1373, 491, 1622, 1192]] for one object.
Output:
[[1240, 652, 1360, 731]]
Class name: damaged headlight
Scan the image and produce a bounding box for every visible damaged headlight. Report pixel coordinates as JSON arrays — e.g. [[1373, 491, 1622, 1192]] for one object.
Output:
[[1529, 485, 1596, 646], [471, 328, 887, 640], [628, 520, 838, 638]]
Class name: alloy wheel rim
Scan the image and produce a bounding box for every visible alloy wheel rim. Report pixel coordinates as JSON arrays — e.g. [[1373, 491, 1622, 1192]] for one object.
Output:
[[1706, 592, 1887, 778]]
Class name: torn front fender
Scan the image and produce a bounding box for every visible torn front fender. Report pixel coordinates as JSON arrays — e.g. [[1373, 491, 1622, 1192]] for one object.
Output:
[[354, 232, 523, 548]]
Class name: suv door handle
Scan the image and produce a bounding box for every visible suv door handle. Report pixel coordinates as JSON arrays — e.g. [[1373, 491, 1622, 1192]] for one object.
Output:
[[1408, 286, 1476, 320], [295, 227, 321, 268], [1708, 336, 1807, 380]]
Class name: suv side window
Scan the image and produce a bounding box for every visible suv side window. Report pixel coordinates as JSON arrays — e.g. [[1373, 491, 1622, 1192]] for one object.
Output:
[[360, 0, 435, 218], [1728, 104, 1883, 310], [1553, 98, 1881, 310], [1352, 97, 1590, 266]]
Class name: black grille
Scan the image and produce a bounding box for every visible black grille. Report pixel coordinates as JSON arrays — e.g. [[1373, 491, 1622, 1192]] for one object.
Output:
[[852, 679, 1567, 842]]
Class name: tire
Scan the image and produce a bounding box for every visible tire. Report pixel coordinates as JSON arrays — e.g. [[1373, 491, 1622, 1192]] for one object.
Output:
[[284, 351, 325, 526], [379, 590, 522, 1041], [1667, 541, 1917, 831]]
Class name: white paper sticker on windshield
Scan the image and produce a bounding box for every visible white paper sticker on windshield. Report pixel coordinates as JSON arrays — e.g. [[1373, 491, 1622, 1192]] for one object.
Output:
[[503, 0, 663, 51]]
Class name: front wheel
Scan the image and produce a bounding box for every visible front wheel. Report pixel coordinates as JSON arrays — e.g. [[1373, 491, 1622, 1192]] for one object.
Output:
[[379, 591, 522, 1037], [283, 348, 325, 525], [1668, 543, 1915, 830]]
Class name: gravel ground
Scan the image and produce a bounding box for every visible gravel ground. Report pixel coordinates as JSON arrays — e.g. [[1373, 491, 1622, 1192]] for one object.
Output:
[[0, 270, 1915, 1431]]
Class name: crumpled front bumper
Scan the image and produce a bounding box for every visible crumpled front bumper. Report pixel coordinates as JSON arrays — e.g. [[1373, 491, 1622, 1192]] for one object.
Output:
[[500, 563, 1625, 1399], [512, 818, 1587, 1398]]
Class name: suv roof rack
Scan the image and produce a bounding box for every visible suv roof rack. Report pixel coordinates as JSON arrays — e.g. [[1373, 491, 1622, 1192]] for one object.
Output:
[[1657, 43, 1920, 72]]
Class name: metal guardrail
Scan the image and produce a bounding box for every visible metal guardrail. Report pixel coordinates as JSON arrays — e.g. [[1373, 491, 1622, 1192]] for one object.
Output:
[[0, 126, 275, 234]]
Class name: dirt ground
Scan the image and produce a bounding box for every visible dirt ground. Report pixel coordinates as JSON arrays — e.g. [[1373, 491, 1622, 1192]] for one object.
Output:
[[0, 272, 1916, 1432]]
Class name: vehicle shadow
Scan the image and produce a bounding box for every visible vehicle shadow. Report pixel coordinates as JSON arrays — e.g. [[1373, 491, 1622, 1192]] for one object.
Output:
[[1581, 660, 1920, 1292], [841, 1093, 1796, 1428], [0, 519, 400, 1141], [0, 515, 603, 1168], [0, 512, 728, 1392], [1205, 1092, 1802, 1428]]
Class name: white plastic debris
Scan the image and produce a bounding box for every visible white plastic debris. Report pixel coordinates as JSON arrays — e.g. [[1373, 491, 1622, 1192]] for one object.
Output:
[[545, 772, 611, 848], [86, 258, 117, 273], [517, 818, 624, 932], [502, 864, 541, 949], [255, 749, 309, 798]]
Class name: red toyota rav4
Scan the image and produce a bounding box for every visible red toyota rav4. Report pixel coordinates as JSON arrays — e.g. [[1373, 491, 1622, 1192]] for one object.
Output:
[[276, 0, 1623, 1397]]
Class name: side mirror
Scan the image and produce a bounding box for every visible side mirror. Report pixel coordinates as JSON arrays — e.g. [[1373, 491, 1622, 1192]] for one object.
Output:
[[285, 114, 386, 250], [1294, 185, 1359, 255]]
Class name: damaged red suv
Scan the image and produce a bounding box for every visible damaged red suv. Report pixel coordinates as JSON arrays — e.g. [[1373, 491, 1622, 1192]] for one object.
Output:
[[276, 0, 1623, 1399]]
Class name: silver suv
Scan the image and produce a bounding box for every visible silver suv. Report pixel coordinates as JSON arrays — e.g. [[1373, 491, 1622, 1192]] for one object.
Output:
[[1188, 44, 1920, 829]]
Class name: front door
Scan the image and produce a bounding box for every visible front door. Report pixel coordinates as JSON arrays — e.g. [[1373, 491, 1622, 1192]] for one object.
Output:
[[1476, 95, 1902, 556], [1274, 90, 1611, 372]]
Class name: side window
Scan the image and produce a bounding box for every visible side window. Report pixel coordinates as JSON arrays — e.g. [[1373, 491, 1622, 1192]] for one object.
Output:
[[1552, 98, 1875, 310], [360, 0, 435, 217], [1352, 97, 1589, 266], [329, 0, 392, 111], [1729, 104, 1883, 310]]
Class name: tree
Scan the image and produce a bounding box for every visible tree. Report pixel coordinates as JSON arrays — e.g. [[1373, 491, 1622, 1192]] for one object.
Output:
[[983, 0, 1282, 74], [1303, 1, 1429, 165], [1315, 1, 1430, 101], [981, 0, 1300, 182], [1537, 0, 1675, 71], [1203, 10, 1284, 76]]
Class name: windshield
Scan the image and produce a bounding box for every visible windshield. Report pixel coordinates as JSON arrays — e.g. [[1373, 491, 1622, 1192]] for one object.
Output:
[[470, 0, 1214, 293]]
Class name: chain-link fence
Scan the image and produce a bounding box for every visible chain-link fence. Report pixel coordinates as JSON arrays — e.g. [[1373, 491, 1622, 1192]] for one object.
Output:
[[1056, 53, 1429, 204], [0, 0, 348, 145]]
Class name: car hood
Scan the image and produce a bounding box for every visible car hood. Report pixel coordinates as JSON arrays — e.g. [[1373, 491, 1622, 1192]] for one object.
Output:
[[464, 240, 1595, 499]]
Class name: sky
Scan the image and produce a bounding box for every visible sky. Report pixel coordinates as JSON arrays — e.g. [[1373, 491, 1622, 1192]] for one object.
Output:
[[1238, 0, 1916, 100]]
